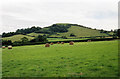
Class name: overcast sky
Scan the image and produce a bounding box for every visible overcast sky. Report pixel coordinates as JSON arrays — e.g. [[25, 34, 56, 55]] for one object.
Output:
[[0, 0, 119, 34]]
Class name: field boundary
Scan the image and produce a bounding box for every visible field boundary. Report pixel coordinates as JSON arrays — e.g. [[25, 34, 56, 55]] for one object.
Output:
[[11, 38, 119, 46]]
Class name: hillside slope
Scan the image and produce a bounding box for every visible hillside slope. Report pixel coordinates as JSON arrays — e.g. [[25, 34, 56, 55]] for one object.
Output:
[[49, 26, 109, 38], [2, 23, 113, 42], [2, 34, 34, 42]]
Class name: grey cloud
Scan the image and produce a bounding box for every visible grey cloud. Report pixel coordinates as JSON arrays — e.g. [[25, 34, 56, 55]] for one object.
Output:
[[0, 0, 119, 34]]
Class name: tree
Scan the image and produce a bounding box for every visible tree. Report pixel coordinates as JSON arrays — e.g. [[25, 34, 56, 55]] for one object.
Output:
[[21, 37, 29, 43], [70, 33, 76, 37], [2, 40, 12, 45], [30, 35, 48, 42], [116, 29, 120, 38], [61, 36, 67, 39], [100, 29, 104, 33]]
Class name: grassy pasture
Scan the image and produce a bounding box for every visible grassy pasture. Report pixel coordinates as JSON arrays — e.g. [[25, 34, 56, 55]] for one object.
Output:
[[2, 40, 118, 77]]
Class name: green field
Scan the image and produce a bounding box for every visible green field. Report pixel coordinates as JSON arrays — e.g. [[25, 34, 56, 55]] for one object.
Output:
[[47, 38, 88, 42], [2, 40, 118, 77]]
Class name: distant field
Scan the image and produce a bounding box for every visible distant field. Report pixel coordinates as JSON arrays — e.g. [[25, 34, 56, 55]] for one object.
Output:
[[47, 38, 88, 42], [2, 40, 118, 77], [2, 34, 34, 42]]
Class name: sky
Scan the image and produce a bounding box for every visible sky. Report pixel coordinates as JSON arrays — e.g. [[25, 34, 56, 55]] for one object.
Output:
[[0, 0, 119, 34]]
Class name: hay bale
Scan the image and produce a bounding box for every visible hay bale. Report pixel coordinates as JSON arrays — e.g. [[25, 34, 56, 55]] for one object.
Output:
[[2, 46, 6, 49], [69, 41, 74, 45], [50, 42, 54, 45], [8, 45, 12, 49], [57, 42, 60, 44], [87, 40, 91, 42], [61, 42, 64, 44], [45, 43, 50, 47]]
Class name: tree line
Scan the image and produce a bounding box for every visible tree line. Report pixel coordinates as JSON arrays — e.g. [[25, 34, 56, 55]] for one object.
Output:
[[2, 24, 73, 37], [2, 35, 48, 46]]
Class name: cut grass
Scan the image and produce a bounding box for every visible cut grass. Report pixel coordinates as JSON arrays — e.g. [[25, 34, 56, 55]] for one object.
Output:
[[2, 40, 118, 77]]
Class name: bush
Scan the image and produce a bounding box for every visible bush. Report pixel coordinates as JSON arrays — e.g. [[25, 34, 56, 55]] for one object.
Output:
[[30, 35, 48, 42], [2, 40, 12, 46], [112, 36, 117, 39], [61, 36, 67, 39], [70, 33, 76, 37], [90, 36, 96, 39], [21, 37, 29, 43]]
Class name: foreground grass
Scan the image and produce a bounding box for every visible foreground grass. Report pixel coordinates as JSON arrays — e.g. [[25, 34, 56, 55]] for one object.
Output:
[[2, 40, 118, 77]]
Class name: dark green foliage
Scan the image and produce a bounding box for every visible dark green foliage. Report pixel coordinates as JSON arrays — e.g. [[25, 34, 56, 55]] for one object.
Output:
[[70, 33, 76, 37], [2, 32, 16, 37], [21, 37, 29, 43], [112, 36, 117, 39], [16, 26, 42, 34], [61, 36, 67, 39], [100, 29, 108, 33], [49, 24, 71, 33], [35, 28, 52, 34], [30, 35, 47, 42], [111, 29, 120, 38], [2, 26, 42, 37], [2, 40, 12, 46], [90, 36, 96, 39], [116, 29, 120, 38], [12, 41, 23, 46]]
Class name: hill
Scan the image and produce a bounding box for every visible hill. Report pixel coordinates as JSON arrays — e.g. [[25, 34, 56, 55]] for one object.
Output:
[[49, 25, 109, 38], [2, 23, 115, 42]]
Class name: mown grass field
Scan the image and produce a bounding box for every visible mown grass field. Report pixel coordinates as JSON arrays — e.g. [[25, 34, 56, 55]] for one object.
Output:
[[2, 40, 118, 77]]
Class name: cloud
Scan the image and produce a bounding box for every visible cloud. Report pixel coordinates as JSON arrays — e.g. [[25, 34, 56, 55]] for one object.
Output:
[[0, 0, 119, 34]]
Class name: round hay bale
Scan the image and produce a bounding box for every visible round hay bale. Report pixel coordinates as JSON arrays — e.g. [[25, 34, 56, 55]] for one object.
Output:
[[57, 42, 60, 44], [50, 42, 54, 45], [87, 40, 91, 42], [69, 41, 74, 45], [45, 43, 50, 47], [2, 46, 6, 49], [8, 45, 12, 49], [61, 42, 64, 44]]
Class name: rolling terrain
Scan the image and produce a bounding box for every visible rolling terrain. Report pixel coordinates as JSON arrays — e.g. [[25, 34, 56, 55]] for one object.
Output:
[[2, 23, 114, 42]]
